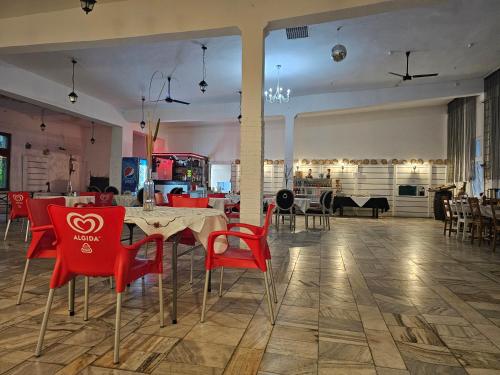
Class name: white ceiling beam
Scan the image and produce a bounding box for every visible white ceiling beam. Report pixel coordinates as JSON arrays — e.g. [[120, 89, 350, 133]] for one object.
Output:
[[0, 61, 129, 127]]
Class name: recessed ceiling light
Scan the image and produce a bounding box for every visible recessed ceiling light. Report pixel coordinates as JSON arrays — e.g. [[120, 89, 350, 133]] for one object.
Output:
[[467, 43, 474, 48]]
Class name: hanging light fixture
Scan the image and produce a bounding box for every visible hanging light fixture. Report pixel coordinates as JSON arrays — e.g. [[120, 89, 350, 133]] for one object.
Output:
[[264, 65, 290, 104], [90, 121, 96, 144], [140, 96, 146, 129], [331, 26, 347, 62], [68, 59, 78, 103], [198, 45, 208, 93], [237, 90, 242, 124], [40, 109, 46, 131], [80, 0, 97, 14]]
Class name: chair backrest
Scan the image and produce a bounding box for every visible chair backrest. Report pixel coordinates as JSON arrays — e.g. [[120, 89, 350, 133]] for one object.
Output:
[[95, 192, 114, 207], [491, 204, 499, 227], [442, 198, 452, 219], [27, 198, 66, 227], [208, 193, 226, 198], [104, 186, 119, 194], [275, 189, 294, 210], [155, 192, 166, 205], [322, 191, 333, 211], [263, 203, 275, 237], [171, 196, 209, 208], [468, 198, 481, 221], [8, 192, 30, 219], [47, 205, 125, 286], [167, 193, 190, 204]]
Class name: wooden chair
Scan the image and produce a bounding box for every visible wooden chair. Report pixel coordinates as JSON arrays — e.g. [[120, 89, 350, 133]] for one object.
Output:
[[442, 198, 457, 237], [490, 204, 500, 252], [468, 198, 486, 246]]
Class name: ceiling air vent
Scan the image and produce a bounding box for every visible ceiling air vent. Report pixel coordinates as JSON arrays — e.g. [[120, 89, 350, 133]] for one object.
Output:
[[286, 26, 308, 40]]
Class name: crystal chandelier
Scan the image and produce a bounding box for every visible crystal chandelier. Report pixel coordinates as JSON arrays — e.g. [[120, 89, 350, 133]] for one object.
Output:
[[264, 65, 290, 103]]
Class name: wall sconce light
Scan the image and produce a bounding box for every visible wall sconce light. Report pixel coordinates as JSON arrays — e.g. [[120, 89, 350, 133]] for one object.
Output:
[[412, 164, 417, 173]]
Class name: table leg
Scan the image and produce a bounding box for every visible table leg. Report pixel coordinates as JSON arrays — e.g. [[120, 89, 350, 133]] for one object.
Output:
[[376, 208, 379, 219], [171, 237, 178, 324], [68, 278, 75, 316], [208, 270, 212, 292]]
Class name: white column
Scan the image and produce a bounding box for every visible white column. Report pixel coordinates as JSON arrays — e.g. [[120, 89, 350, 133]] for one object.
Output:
[[284, 114, 295, 189], [109, 124, 133, 191], [239, 23, 266, 225]]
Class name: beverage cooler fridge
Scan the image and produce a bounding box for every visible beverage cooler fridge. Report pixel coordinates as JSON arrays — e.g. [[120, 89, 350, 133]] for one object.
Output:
[[121, 157, 148, 194]]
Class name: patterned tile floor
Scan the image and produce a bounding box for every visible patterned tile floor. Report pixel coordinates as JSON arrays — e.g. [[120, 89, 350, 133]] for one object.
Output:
[[2, 217, 500, 374]]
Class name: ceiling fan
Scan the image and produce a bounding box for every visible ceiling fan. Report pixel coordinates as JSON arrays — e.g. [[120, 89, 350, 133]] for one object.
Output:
[[389, 51, 438, 81], [154, 76, 190, 105]]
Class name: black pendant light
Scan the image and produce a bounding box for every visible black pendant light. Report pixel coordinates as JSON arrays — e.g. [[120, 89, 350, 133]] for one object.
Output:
[[40, 109, 46, 131], [237, 90, 242, 124], [68, 59, 78, 103], [199, 45, 208, 93], [90, 121, 96, 144], [140, 96, 146, 130], [81, 0, 97, 14]]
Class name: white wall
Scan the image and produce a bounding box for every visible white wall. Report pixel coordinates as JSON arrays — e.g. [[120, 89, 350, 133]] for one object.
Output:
[[157, 105, 447, 164], [295, 105, 447, 160], [0, 104, 112, 192], [157, 118, 285, 162]]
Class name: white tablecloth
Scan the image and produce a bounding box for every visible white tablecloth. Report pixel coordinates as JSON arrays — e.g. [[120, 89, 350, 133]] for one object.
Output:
[[124, 207, 228, 253], [350, 196, 371, 207], [264, 197, 311, 213], [208, 197, 237, 212], [114, 195, 138, 207], [35, 195, 95, 207], [480, 205, 500, 219]]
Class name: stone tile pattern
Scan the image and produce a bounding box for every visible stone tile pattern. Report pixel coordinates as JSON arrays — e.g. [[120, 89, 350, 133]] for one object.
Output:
[[1, 217, 500, 374]]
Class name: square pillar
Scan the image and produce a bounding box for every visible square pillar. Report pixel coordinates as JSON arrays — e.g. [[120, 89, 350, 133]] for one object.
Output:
[[239, 24, 266, 225], [284, 114, 295, 189]]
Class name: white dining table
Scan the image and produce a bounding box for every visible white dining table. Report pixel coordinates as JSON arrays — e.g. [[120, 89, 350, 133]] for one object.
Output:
[[263, 197, 311, 213], [114, 194, 138, 207], [34, 195, 95, 207], [124, 206, 228, 323]]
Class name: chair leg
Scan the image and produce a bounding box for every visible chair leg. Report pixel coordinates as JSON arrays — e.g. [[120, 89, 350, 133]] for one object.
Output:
[[158, 274, 164, 328], [189, 252, 194, 284], [267, 259, 278, 303], [263, 271, 275, 325], [443, 220, 447, 235], [200, 270, 210, 323], [83, 276, 89, 321], [109, 277, 114, 289], [471, 225, 475, 244], [17, 259, 30, 305], [305, 215, 308, 229], [68, 278, 75, 316], [24, 220, 30, 242], [113, 292, 122, 364], [219, 267, 224, 297], [35, 288, 55, 357], [3, 219, 11, 241]]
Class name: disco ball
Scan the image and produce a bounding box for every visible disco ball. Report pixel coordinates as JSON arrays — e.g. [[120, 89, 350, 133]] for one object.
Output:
[[331, 44, 347, 62]]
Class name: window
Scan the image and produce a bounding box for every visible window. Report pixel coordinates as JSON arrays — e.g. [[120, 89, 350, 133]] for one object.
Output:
[[0, 132, 11, 191]]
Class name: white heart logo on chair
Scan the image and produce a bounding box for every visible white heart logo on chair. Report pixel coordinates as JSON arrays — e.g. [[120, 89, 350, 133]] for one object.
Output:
[[99, 194, 108, 201], [66, 213, 104, 235], [13, 194, 24, 202]]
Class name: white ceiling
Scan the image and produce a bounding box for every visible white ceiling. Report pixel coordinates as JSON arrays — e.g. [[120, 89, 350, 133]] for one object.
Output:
[[1, 0, 499, 111]]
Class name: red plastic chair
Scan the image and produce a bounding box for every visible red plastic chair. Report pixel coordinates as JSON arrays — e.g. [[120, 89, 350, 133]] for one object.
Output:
[[155, 192, 169, 206], [171, 196, 209, 208], [225, 202, 240, 220], [201, 203, 276, 324], [17, 197, 66, 305], [35, 205, 164, 364], [167, 193, 190, 206], [4, 192, 30, 242], [95, 192, 114, 206], [171, 196, 210, 283]]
